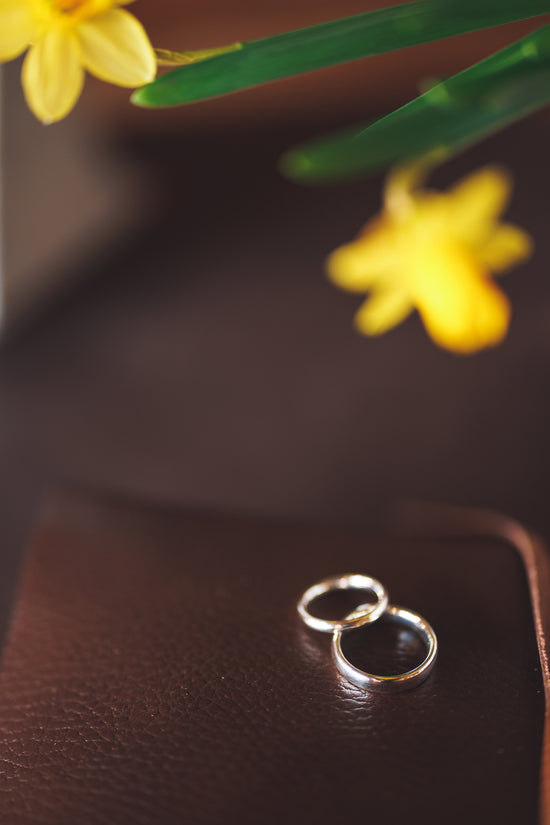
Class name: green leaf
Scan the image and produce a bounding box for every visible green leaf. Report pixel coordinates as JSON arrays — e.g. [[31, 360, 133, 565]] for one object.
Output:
[[133, 0, 550, 108], [280, 24, 550, 183]]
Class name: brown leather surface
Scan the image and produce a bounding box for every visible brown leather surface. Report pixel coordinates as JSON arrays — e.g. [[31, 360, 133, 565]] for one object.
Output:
[[0, 488, 543, 824], [393, 503, 550, 824]]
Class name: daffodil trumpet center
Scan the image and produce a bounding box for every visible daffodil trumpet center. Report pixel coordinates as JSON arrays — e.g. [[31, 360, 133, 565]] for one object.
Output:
[[53, 0, 89, 12], [39, 0, 116, 26]]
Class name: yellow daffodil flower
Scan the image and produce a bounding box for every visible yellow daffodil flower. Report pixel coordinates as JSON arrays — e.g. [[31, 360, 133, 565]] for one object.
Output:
[[0, 0, 156, 123], [327, 162, 533, 354]]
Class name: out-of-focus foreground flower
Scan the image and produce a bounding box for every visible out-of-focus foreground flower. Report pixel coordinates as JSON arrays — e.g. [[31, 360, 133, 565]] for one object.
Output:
[[327, 162, 533, 354], [0, 0, 156, 123]]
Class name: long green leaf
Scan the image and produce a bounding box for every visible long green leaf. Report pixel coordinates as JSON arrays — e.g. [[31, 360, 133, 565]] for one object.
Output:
[[133, 0, 550, 108], [280, 24, 550, 182]]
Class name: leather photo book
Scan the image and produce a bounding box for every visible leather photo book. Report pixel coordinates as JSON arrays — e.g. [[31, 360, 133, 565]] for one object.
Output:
[[0, 488, 545, 824]]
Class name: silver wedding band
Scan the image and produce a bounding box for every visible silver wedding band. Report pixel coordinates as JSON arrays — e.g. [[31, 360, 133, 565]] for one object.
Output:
[[297, 574, 388, 633], [333, 603, 437, 691], [297, 574, 437, 692]]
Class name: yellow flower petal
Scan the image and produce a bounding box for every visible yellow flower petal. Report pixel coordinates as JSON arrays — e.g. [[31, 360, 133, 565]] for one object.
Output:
[[354, 288, 413, 336], [447, 166, 512, 241], [77, 8, 156, 87], [477, 224, 533, 273], [21, 30, 84, 123], [327, 218, 398, 293], [0, 0, 35, 61], [411, 242, 510, 354]]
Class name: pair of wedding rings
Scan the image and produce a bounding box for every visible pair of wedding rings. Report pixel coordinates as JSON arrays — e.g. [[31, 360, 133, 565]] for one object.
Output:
[[297, 574, 437, 692]]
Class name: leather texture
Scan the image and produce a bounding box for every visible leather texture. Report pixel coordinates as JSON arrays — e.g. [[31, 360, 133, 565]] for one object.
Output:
[[0, 488, 544, 825]]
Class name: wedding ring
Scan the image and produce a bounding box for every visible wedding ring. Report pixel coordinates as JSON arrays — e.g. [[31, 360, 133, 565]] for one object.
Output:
[[297, 574, 389, 633], [332, 604, 438, 692]]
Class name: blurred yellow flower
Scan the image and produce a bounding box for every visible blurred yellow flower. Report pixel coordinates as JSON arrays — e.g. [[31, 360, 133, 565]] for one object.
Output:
[[327, 162, 533, 354], [0, 0, 156, 123]]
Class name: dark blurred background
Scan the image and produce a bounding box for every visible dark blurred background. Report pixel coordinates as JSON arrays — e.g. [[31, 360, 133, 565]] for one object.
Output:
[[1, 0, 550, 636]]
